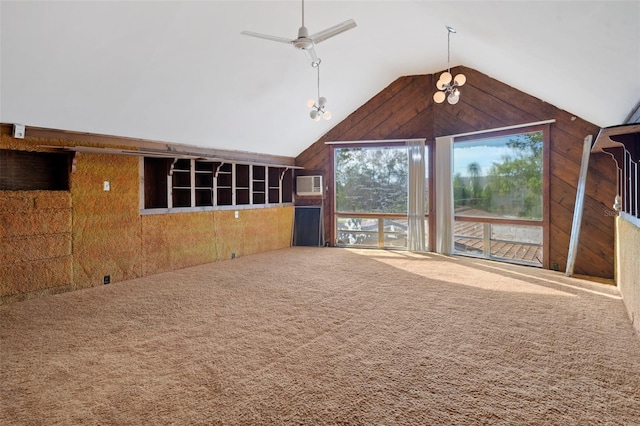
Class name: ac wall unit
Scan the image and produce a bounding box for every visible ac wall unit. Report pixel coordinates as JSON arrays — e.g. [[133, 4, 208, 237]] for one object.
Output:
[[296, 175, 323, 196]]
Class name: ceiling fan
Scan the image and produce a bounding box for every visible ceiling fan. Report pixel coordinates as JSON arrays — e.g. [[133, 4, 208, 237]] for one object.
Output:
[[241, 0, 356, 66]]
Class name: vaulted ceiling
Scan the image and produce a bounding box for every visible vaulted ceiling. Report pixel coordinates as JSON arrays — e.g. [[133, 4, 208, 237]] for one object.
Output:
[[1, 1, 638, 158]]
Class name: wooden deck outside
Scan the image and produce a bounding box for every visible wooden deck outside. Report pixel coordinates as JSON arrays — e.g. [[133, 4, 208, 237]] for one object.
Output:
[[454, 221, 543, 265], [336, 214, 542, 266]]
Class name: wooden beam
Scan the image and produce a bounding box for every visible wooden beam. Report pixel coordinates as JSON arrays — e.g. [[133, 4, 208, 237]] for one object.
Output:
[[0, 123, 297, 167]]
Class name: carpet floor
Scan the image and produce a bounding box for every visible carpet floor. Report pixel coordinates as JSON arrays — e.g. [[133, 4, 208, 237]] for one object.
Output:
[[1, 247, 639, 425]]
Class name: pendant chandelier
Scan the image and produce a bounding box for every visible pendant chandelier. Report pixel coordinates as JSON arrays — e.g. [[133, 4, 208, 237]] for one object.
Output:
[[307, 59, 331, 121], [433, 26, 466, 105]]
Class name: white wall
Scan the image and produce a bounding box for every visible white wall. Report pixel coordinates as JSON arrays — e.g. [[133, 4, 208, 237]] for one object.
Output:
[[616, 214, 640, 334]]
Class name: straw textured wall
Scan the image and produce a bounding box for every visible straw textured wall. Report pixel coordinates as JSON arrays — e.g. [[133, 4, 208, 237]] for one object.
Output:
[[0, 191, 73, 300], [142, 207, 294, 275], [71, 153, 143, 289], [617, 216, 640, 333], [1, 133, 294, 303], [1, 135, 72, 301]]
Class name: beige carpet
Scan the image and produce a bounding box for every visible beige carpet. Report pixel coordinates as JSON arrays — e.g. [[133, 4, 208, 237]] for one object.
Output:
[[1, 247, 639, 425]]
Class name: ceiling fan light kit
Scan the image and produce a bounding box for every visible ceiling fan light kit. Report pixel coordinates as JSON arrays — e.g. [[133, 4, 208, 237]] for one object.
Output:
[[241, 0, 357, 66], [241, 0, 354, 121], [434, 26, 466, 105], [308, 64, 331, 121]]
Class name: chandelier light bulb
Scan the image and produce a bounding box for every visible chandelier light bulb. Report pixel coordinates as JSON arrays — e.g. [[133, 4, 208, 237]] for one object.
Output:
[[307, 98, 316, 108], [323, 110, 332, 120], [313, 112, 321, 121], [436, 80, 447, 90], [447, 93, 460, 105], [433, 91, 446, 104], [453, 74, 466, 86], [310, 109, 319, 120], [318, 97, 327, 108], [440, 71, 452, 85]]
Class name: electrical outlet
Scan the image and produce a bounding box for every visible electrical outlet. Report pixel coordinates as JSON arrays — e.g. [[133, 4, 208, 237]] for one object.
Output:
[[234, 211, 239, 219], [103, 181, 110, 191], [103, 275, 110, 285]]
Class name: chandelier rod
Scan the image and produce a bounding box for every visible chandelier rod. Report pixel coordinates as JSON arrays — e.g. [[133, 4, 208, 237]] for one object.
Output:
[[447, 29, 450, 73], [317, 63, 320, 101], [446, 25, 455, 73]]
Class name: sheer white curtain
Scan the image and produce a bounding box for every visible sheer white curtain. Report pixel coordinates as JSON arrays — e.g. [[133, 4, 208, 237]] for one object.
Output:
[[407, 140, 426, 251], [434, 136, 454, 255]]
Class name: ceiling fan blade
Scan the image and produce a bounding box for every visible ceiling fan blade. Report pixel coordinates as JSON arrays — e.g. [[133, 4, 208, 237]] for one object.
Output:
[[309, 19, 357, 44], [240, 30, 293, 45]]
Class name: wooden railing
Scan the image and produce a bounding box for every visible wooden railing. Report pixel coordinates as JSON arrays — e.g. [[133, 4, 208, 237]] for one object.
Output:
[[334, 212, 425, 248], [454, 215, 543, 266]]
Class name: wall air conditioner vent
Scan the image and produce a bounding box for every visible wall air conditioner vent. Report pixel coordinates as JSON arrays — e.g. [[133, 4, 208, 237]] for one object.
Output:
[[296, 175, 323, 196]]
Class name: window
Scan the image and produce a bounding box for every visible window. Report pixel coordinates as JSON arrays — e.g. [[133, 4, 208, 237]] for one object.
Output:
[[0, 149, 70, 191], [142, 157, 293, 211], [334, 144, 428, 249], [454, 131, 543, 219], [336, 146, 408, 214]]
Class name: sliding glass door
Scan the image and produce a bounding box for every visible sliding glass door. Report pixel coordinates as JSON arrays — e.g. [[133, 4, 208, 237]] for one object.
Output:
[[452, 128, 546, 266]]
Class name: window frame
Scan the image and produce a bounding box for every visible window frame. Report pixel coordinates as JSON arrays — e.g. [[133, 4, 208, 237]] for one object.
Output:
[[331, 141, 429, 250]]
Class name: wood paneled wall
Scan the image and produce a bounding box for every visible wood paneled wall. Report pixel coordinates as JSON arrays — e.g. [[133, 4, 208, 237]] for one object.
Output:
[[295, 66, 616, 278]]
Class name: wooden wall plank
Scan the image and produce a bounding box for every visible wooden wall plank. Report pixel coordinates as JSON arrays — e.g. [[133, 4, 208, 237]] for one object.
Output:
[[336, 76, 427, 141], [459, 67, 599, 137], [550, 128, 617, 182], [548, 193, 614, 276], [319, 76, 417, 143], [458, 84, 539, 126], [550, 175, 614, 237]]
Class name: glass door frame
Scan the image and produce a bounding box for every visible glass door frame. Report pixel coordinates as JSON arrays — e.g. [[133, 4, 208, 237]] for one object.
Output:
[[436, 122, 551, 268]]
